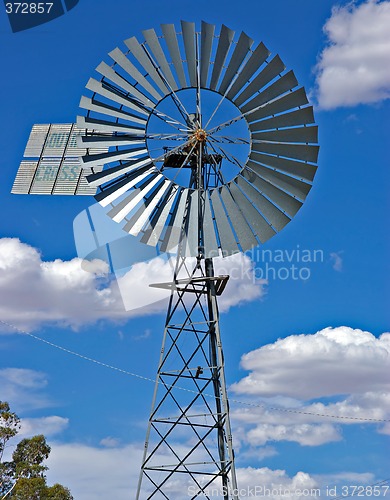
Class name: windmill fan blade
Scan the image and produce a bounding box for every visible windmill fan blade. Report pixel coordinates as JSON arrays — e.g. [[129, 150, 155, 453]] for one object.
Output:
[[228, 181, 276, 243], [219, 185, 258, 250], [247, 160, 312, 200], [184, 190, 199, 256], [246, 87, 309, 122], [210, 25, 235, 90], [108, 47, 163, 101], [250, 151, 317, 182], [79, 135, 145, 149], [94, 166, 155, 206], [226, 41, 270, 100], [249, 107, 315, 132], [181, 21, 197, 87], [124, 37, 168, 95], [142, 28, 178, 91], [87, 157, 152, 187], [96, 61, 155, 108], [160, 188, 189, 253], [108, 173, 163, 223], [234, 55, 285, 107], [200, 21, 215, 88], [240, 70, 299, 114], [141, 185, 179, 246], [78, 21, 319, 257], [85, 78, 150, 116], [241, 167, 302, 217], [210, 189, 239, 255], [77, 116, 145, 135], [251, 126, 318, 144], [80, 96, 147, 125], [203, 192, 219, 258], [123, 179, 172, 236], [218, 31, 253, 95], [235, 175, 291, 232], [252, 141, 319, 163], [161, 24, 187, 88], [81, 148, 147, 169]]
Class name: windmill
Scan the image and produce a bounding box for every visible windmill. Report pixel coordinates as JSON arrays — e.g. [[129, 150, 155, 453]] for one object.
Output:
[[12, 21, 319, 499]]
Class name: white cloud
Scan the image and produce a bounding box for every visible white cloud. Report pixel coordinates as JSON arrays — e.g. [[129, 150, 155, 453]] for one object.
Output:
[[19, 416, 69, 438], [315, 0, 390, 109], [330, 251, 343, 272], [0, 367, 51, 410], [231, 326, 390, 399], [45, 440, 322, 500], [228, 326, 390, 448], [0, 238, 265, 331], [246, 423, 341, 447]]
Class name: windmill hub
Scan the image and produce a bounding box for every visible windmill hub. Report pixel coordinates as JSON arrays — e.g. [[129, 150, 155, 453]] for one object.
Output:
[[193, 128, 207, 142]]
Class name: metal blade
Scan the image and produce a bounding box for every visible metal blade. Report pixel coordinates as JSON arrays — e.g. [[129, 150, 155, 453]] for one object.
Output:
[[234, 55, 285, 107], [247, 160, 312, 200], [81, 147, 147, 169], [219, 185, 258, 251], [124, 179, 172, 236], [200, 21, 215, 88], [96, 62, 155, 108], [184, 190, 199, 256], [235, 175, 290, 231], [108, 174, 163, 223], [210, 189, 239, 255], [226, 42, 270, 100], [161, 24, 187, 88], [181, 21, 197, 87], [240, 70, 298, 114], [250, 151, 317, 182], [141, 185, 178, 246], [142, 28, 178, 91], [79, 135, 145, 149], [124, 36, 168, 94], [210, 24, 235, 90], [108, 47, 162, 100], [252, 126, 318, 144], [246, 87, 308, 122], [241, 167, 302, 217], [218, 31, 253, 95], [87, 157, 152, 187], [252, 141, 319, 163], [228, 181, 276, 243], [160, 188, 189, 253], [249, 107, 314, 131], [79, 96, 147, 125], [85, 78, 149, 116], [76, 116, 146, 135], [203, 192, 219, 258], [95, 167, 155, 206]]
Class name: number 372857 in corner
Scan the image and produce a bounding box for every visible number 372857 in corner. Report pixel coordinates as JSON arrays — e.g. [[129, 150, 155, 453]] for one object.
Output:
[[5, 2, 54, 14]]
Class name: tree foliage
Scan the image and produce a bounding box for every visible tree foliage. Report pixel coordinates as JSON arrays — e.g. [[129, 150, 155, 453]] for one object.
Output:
[[0, 401, 73, 499]]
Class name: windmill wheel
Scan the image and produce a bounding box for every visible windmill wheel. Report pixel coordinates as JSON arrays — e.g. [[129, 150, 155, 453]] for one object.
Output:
[[78, 21, 319, 257]]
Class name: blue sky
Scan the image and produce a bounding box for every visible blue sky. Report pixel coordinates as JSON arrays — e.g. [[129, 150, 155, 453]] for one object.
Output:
[[0, 0, 389, 498]]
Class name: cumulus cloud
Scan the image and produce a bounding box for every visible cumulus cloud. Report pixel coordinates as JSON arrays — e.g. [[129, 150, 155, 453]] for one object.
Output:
[[231, 326, 390, 399], [0, 238, 265, 331], [45, 440, 321, 500], [315, 0, 390, 109], [229, 326, 390, 447]]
